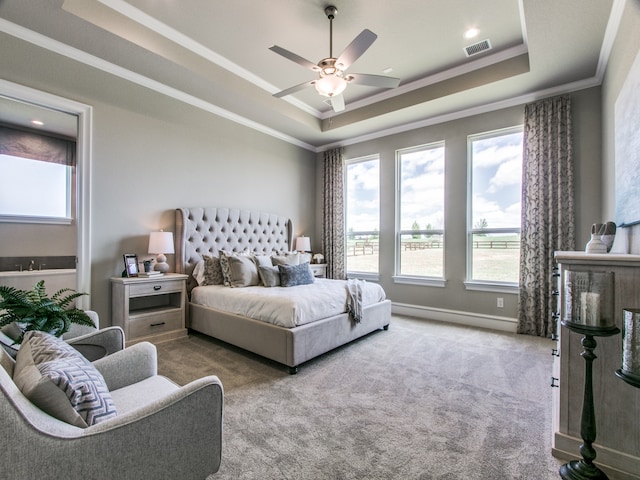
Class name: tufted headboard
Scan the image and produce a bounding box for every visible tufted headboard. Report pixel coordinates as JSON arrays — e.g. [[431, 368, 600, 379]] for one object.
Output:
[[175, 207, 293, 292]]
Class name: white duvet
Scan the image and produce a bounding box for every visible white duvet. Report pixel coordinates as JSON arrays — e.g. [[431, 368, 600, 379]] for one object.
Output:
[[190, 278, 386, 328]]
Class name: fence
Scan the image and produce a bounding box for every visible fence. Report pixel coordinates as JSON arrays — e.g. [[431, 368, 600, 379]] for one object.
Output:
[[346, 239, 519, 256], [473, 240, 519, 249]]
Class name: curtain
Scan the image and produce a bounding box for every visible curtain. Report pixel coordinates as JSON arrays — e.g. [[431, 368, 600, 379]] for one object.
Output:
[[322, 147, 346, 279], [0, 125, 75, 165], [518, 95, 575, 337]]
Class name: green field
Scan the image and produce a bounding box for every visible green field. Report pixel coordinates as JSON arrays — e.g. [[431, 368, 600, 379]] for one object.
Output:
[[346, 235, 520, 282]]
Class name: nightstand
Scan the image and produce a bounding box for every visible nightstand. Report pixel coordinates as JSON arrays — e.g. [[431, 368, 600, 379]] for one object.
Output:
[[111, 273, 188, 346], [310, 263, 327, 278]]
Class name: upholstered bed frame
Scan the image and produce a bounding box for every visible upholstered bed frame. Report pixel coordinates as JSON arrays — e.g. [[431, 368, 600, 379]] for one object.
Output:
[[175, 207, 391, 374]]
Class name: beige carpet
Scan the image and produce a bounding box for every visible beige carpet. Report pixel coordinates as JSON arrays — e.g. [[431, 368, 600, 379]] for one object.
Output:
[[157, 315, 564, 479]]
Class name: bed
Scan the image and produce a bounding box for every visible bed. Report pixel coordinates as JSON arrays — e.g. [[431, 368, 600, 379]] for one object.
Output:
[[175, 207, 391, 373]]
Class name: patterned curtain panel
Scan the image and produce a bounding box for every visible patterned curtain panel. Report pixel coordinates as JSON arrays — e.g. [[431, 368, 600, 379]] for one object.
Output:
[[322, 147, 346, 279], [518, 95, 575, 337]]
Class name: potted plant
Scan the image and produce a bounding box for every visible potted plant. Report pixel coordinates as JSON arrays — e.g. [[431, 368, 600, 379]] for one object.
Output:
[[0, 280, 93, 346]]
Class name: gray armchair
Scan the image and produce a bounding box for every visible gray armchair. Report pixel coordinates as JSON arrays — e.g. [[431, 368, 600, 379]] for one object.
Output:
[[0, 338, 224, 479], [1, 310, 124, 360]]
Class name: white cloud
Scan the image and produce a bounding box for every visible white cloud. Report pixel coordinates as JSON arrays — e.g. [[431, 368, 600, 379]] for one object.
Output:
[[488, 158, 522, 193]]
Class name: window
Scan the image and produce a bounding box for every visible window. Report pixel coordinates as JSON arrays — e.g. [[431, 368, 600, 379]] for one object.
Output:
[[0, 154, 71, 221], [467, 127, 523, 286], [345, 155, 380, 275], [396, 143, 445, 281], [0, 125, 74, 224]]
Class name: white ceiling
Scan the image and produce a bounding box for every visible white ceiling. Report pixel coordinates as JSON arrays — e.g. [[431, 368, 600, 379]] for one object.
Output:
[[0, 0, 619, 151]]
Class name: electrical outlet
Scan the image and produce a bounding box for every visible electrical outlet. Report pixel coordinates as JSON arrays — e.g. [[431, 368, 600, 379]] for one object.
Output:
[[497, 297, 504, 308]]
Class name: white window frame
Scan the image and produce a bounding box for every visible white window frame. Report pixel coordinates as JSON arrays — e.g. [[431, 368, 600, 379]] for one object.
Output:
[[465, 126, 523, 293], [345, 154, 380, 280], [394, 142, 446, 288]]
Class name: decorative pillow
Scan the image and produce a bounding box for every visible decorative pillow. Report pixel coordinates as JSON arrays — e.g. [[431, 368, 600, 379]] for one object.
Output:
[[279, 262, 315, 287], [13, 331, 117, 428], [201, 255, 224, 285], [218, 250, 252, 286], [227, 255, 259, 288], [299, 252, 312, 264], [258, 265, 281, 287], [252, 254, 273, 268], [271, 252, 300, 266]]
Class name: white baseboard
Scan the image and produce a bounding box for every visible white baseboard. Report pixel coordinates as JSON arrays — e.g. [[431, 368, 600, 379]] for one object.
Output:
[[553, 432, 640, 480], [391, 302, 518, 333]]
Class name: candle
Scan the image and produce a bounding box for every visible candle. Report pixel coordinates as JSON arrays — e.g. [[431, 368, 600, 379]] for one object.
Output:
[[580, 292, 600, 326], [622, 309, 640, 375]]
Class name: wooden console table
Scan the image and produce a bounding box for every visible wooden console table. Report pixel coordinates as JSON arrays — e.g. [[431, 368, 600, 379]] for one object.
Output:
[[553, 252, 640, 479]]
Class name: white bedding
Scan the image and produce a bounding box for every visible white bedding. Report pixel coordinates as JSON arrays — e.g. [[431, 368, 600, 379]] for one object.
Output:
[[190, 278, 386, 328]]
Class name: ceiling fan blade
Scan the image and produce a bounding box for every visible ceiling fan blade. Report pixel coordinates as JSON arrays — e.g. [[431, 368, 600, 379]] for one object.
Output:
[[346, 73, 400, 89], [335, 29, 377, 71], [330, 94, 345, 112], [269, 45, 319, 72], [273, 80, 316, 98]]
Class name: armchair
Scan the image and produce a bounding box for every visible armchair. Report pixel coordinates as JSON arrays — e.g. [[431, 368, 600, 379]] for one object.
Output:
[[1, 310, 124, 360], [0, 339, 224, 479]]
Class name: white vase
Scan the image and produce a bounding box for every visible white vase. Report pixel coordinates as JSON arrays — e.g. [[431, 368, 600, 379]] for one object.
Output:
[[586, 234, 607, 253], [600, 234, 615, 252]]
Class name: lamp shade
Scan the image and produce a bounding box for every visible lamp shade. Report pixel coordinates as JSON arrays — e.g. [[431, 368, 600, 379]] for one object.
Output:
[[148, 231, 175, 255], [295, 236, 311, 252], [314, 75, 347, 97]]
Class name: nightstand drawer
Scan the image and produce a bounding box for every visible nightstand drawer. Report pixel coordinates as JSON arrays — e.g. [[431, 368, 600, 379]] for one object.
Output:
[[128, 310, 182, 339], [129, 279, 184, 297]]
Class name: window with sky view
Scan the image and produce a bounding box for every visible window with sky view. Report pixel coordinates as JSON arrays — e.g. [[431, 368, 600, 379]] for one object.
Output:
[[345, 155, 380, 274], [397, 143, 445, 278], [468, 127, 523, 284]]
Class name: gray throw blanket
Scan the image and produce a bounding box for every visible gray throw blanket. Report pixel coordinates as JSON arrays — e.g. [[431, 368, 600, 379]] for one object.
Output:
[[346, 279, 365, 324]]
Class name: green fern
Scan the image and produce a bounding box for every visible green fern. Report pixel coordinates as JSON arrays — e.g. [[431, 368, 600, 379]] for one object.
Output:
[[0, 280, 93, 344]]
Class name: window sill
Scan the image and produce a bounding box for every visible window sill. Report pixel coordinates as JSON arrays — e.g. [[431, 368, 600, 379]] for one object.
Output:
[[0, 214, 73, 225], [393, 276, 446, 287], [464, 281, 518, 294]]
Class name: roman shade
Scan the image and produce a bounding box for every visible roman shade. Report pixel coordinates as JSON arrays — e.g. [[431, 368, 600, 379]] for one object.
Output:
[[0, 125, 75, 166]]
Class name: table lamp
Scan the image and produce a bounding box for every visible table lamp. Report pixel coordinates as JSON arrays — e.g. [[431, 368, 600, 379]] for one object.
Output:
[[295, 236, 311, 253], [148, 230, 174, 273]]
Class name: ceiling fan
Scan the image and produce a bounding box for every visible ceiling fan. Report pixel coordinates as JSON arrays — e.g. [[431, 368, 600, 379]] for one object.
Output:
[[269, 5, 400, 113]]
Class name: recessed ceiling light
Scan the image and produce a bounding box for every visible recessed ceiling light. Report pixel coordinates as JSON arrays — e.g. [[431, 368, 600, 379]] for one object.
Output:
[[464, 28, 479, 39], [31, 120, 44, 126], [383, 67, 393, 74]]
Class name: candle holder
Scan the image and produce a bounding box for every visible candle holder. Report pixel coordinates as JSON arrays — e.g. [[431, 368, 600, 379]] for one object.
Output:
[[562, 270, 615, 330], [615, 308, 640, 388], [559, 321, 620, 480]]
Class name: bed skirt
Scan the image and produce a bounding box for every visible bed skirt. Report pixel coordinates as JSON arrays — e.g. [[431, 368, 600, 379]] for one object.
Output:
[[189, 299, 391, 373]]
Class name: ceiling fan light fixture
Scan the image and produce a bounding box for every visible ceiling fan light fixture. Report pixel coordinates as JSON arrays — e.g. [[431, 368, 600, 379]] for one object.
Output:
[[314, 74, 347, 97]]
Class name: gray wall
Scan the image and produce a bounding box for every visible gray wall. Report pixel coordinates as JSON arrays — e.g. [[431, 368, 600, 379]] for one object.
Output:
[[322, 87, 602, 321], [602, 0, 640, 252], [1, 32, 317, 323]]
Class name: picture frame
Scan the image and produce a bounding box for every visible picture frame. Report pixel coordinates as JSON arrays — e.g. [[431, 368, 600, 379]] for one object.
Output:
[[123, 253, 139, 277]]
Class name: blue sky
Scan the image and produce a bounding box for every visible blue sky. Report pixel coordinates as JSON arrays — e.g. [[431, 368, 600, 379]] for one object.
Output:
[[346, 159, 379, 232], [471, 131, 523, 229]]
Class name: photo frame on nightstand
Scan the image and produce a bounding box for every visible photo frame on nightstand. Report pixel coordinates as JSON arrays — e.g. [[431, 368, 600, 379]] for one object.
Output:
[[123, 254, 139, 277]]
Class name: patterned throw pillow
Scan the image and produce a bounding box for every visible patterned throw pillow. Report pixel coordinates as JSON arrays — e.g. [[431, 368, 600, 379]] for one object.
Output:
[[13, 331, 117, 428], [202, 255, 224, 285], [278, 262, 315, 287]]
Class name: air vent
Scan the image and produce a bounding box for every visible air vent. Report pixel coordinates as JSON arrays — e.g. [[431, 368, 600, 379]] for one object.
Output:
[[464, 39, 492, 57]]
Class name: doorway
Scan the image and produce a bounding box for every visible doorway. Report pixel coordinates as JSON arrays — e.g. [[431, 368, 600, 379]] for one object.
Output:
[[0, 79, 92, 309]]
